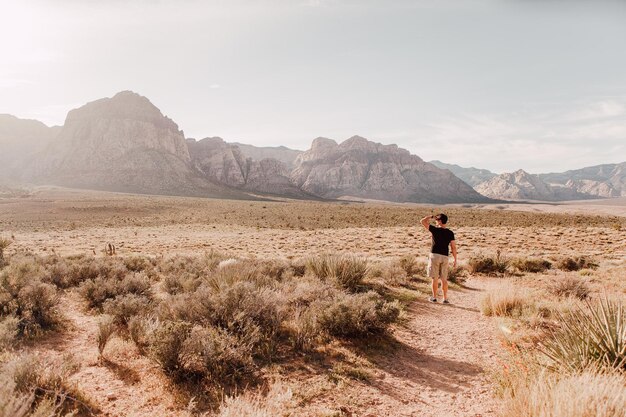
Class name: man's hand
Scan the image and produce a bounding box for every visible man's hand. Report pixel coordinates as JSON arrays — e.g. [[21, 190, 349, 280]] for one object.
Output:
[[420, 215, 432, 231]]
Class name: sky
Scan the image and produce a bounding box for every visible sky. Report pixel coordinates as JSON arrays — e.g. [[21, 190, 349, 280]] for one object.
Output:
[[1, 0, 625, 174]]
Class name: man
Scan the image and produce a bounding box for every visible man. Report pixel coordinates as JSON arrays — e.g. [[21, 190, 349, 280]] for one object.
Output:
[[420, 213, 457, 304]]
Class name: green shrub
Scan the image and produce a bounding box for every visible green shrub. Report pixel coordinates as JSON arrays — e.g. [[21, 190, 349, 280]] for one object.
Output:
[[541, 298, 626, 372], [317, 291, 401, 337], [148, 320, 192, 374], [511, 258, 551, 273]]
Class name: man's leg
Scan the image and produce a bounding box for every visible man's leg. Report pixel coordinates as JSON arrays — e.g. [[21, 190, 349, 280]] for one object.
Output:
[[441, 278, 448, 300], [431, 277, 439, 299]]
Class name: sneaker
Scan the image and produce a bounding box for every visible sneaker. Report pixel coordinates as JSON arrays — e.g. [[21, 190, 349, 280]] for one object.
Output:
[[429, 297, 437, 303], [442, 299, 450, 304]]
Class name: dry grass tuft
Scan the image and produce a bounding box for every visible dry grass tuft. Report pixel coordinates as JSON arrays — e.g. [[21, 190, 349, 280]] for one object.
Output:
[[511, 257, 551, 273], [504, 371, 626, 417], [306, 254, 369, 291], [97, 315, 116, 357], [217, 382, 293, 417], [555, 256, 599, 272], [548, 276, 591, 300], [481, 286, 533, 318], [468, 252, 510, 276]]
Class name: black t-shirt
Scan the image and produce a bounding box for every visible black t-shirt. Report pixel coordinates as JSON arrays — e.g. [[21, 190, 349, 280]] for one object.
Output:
[[429, 225, 455, 256]]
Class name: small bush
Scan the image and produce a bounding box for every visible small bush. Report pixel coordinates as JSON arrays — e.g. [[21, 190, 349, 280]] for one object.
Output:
[[103, 293, 153, 326], [149, 320, 192, 374], [481, 287, 531, 318], [317, 291, 401, 337], [97, 315, 116, 357], [0, 259, 61, 337], [0, 237, 11, 267], [555, 256, 598, 272], [447, 265, 467, 284], [511, 258, 551, 273], [548, 276, 591, 300], [468, 252, 509, 276], [0, 315, 19, 351], [541, 298, 626, 372], [179, 325, 254, 381], [80, 271, 152, 310], [306, 254, 368, 291], [399, 255, 423, 276]]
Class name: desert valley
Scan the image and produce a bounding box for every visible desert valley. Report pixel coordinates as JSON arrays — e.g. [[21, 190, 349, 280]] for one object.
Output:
[[1, 91, 625, 417]]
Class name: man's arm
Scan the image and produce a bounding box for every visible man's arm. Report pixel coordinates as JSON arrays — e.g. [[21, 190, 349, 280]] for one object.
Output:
[[420, 215, 433, 231], [450, 240, 457, 268]]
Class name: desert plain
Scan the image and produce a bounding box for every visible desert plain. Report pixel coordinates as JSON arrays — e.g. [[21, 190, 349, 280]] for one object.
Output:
[[1, 187, 625, 417]]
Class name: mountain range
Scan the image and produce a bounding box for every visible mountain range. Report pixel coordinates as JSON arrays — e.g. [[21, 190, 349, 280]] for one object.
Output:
[[1, 91, 623, 203]]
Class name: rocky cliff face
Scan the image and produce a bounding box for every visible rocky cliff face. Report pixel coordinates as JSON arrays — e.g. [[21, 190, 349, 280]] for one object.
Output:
[[291, 136, 489, 203], [539, 163, 626, 198], [31, 91, 239, 197], [0, 115, 60, 178], [474, 169, 584, 201], [188, 137, 312, 198]]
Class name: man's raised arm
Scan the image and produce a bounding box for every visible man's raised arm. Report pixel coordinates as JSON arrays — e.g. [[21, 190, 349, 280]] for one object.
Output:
[[420, 215, 432, 231]]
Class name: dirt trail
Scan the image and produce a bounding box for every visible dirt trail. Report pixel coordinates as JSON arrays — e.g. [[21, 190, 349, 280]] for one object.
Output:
[[32, 279, 501, 417], [315, 276, 502, 417]]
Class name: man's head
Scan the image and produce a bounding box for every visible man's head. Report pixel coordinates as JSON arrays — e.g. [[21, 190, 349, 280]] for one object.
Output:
[[434, 213, 448, 225]]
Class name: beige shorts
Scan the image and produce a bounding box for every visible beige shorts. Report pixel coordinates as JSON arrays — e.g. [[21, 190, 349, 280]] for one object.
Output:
[[427, 253, 449, 280]]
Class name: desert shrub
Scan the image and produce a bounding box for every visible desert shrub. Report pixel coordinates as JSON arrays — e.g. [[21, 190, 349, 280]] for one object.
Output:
[[0, 259, 61, 337], [548, 276, 591, 300], [128, 316, 159, 352], [378, 262, 409, 286], [79, 271, 152, 310], [447, 265, 467, 284], [0, 315, 19, 351], [511, 258, 551, 273], [316, 291, 401, 337], [158, 252, 225, 294], [481, 287, 532, 318], [468, 252, 509, 276], [306, 254, 368, 291], [0, 237, 11, 268], [285, 306, 322, 351], [555, 256, 599, 272], [541, 298, 626, 372], [148, 320, 192, 374], [289, 259, 307, 277], [6, 353, 97, 416], [218, 382, 293, 417], [97, 315, 116, 357], [123, 256, 154, 272], [103, 293, 153, 326], [179, 325, 254, 381], [503, 371, 626, 417], [398, 255, 425, 277]]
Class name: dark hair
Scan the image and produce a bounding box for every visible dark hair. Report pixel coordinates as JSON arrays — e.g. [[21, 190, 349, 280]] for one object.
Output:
[[436, 213, 448, 224]]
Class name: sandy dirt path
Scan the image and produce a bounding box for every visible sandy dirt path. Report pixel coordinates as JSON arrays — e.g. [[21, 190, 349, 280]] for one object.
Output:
[[302, 276, 501, 417]]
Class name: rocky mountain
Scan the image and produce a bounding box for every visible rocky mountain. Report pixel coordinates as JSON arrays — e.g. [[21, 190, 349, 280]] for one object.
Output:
[[473, 169, 587, 201], [539, 163, 626, 198], [187, 137, 312, 198], [231, 143, 302, 168], [0, 114, 60, 178], [291, 136, 489, 203], [429, 160, 497, 187], [30, 91, 243, 198]]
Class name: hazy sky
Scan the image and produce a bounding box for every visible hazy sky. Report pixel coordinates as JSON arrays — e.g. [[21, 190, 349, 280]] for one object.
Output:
[[1, 0, 625, 173]]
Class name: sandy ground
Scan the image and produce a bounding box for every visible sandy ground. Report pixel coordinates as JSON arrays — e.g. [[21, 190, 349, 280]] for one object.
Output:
[[3, 188, 626, 416]]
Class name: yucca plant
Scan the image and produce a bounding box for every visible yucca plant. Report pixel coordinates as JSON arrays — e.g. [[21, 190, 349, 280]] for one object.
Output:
[[540, 298, 626, 372]]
